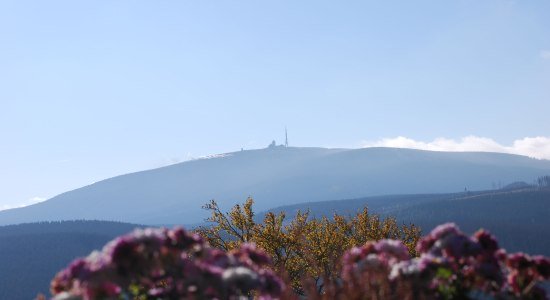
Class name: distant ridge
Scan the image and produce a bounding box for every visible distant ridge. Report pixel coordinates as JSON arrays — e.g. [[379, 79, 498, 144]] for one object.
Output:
[[1, 147, 549, 225], [264, 188, 550, 256]]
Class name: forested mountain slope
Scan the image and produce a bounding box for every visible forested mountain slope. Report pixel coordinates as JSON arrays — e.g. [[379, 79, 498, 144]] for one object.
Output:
[[265, 188, 550, 256]]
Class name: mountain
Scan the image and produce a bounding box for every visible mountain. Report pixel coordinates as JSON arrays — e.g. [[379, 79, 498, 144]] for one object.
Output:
[[0, 220, 143, 300], [1, 147, 550, 225], [264, 188, 550, 256]]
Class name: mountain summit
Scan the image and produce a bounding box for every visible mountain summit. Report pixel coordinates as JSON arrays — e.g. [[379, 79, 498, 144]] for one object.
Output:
[[1, 147, 549, 225]]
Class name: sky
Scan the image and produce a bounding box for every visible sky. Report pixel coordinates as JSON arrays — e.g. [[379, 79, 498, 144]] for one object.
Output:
[[1, 0, 549, 210]]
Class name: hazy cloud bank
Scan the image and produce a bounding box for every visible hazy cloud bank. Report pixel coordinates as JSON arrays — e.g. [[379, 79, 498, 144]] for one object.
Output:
[[362, 136, 550, 160]]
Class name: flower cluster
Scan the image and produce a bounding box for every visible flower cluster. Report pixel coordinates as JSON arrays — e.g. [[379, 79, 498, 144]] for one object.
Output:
[[50, 227, 284, 300], [342, 239, 410, 281], [340, 223, 550, 299], [48, 223, 550, 299]]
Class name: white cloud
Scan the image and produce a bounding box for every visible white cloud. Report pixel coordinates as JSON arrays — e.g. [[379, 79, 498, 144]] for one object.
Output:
[[541, 50, 550, 60], [362, 136, 550, 160], [0, 196, 47, 211]]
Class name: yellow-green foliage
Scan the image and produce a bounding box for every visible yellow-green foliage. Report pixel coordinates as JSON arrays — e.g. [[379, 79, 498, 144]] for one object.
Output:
[[195, 197, 421, 293]]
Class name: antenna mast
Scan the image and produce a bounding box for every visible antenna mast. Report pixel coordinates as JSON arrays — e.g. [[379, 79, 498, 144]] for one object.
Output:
[[285, 127, 288, 147]]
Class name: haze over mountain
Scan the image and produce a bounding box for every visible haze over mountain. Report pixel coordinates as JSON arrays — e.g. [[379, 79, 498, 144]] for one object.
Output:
[[1, 146, 550, 226]]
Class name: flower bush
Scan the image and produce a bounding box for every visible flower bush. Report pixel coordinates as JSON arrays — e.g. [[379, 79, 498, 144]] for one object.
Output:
[[48, 223, 550, 299], [334, 223, 550, 299], [49, 227, 284, 300]]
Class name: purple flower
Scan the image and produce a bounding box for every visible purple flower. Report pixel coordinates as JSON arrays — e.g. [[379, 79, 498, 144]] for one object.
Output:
[[474, 230, 499, 254], [374, 239, 410, 261], [48, 223, 550, 300], [507, 252, 533, 270], [533, 255, 550, 279], [50, 228, 284, 299], [340, 223, 550, 299]]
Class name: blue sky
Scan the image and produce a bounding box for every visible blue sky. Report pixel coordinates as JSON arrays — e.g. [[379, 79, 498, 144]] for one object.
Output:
[[1, 0, 549, 209]]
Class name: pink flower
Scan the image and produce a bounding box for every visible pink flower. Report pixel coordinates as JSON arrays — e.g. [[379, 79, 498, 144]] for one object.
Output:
[[50, 227, 284, 299]]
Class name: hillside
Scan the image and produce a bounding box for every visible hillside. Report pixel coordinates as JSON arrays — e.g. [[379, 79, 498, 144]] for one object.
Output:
[[0, 221, 143, 300], [2, 190, 550, 299], [264, 188, 550, 256], [1, 147, 550, 226]]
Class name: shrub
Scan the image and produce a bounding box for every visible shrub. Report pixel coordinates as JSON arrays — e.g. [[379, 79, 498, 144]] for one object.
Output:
[[313, 223, 550, 299], [195, 198, 421, 293], [47, 227, 283, 299]]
